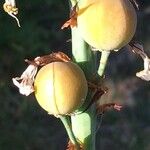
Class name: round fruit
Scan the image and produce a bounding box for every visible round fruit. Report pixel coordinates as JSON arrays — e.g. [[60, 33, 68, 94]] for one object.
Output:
[[34, 62, 88, 115], [77, 0, 137, 51]]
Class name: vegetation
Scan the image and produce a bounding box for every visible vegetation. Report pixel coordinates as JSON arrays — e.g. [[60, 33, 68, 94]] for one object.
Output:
[[0, 0, 150, 150]]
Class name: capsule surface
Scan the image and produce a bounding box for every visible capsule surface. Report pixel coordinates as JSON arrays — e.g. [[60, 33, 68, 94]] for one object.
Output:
[[34, 62, 88, 115], [77, 0, 137, 51]]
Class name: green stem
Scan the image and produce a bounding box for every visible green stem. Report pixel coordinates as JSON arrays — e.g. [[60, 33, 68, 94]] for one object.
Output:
[[72, 28, 97, 79], [71, 25, 97, 150], [72, 105, 96, 150], [59, 116, 80, 150], [98, 51, 110, 77], [68, 1, 99, 150]]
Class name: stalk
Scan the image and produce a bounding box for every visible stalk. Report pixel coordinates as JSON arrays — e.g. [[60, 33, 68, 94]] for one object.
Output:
[[68, 1, 110, 149], [71, 24, 97, 150], [59, 116, 80, 150], [98, 51, 110, 77]]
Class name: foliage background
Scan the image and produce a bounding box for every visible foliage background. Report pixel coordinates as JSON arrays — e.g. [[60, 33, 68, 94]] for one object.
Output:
[[0, 0, 150, 150]]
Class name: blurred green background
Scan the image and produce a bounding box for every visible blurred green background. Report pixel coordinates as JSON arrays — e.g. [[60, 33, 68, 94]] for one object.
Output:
[[0, 0, 150, 150]]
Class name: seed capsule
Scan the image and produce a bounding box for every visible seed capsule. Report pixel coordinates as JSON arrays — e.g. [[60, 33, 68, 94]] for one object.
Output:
[[34, 62, 88, 116], [77, 0, 137, 51]]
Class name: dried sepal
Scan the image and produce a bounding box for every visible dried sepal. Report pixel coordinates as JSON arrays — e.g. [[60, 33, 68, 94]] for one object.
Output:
[[67, 140, 84, 150], [12, 65, 38, 96], [128, 42, 146, 59], [97, 103, 123, 114], [12, 52, 71, 96], [34, 52, 71, 66], [128, 42, 150, 81], [61, 3, 78, 29], [88, 82, 107, 102], [75, 82, 106, 114], [3, 0, 20, 27], [136, 56, 150, 81], [24, 52, 71, 67], [129, 0, 139, 10]]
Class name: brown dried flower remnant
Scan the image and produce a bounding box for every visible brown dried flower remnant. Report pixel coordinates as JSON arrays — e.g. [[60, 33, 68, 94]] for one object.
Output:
[[12, 65, 38, 96], [67, 140, 84, 150], [61, 3, 78, 29], [3, 0, 20, 27], [97, 103, 123, 114], [136, 56, 150, 81], [12, 52, 71, 96], [34, 52, 71, 66], [128, 43, 150, 81], [129, 0, 139, 10]]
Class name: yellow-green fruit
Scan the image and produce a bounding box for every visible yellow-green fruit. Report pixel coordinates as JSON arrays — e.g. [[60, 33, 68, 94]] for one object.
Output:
[[34, 62, 88, 115], [77, 0, 137, 51]]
